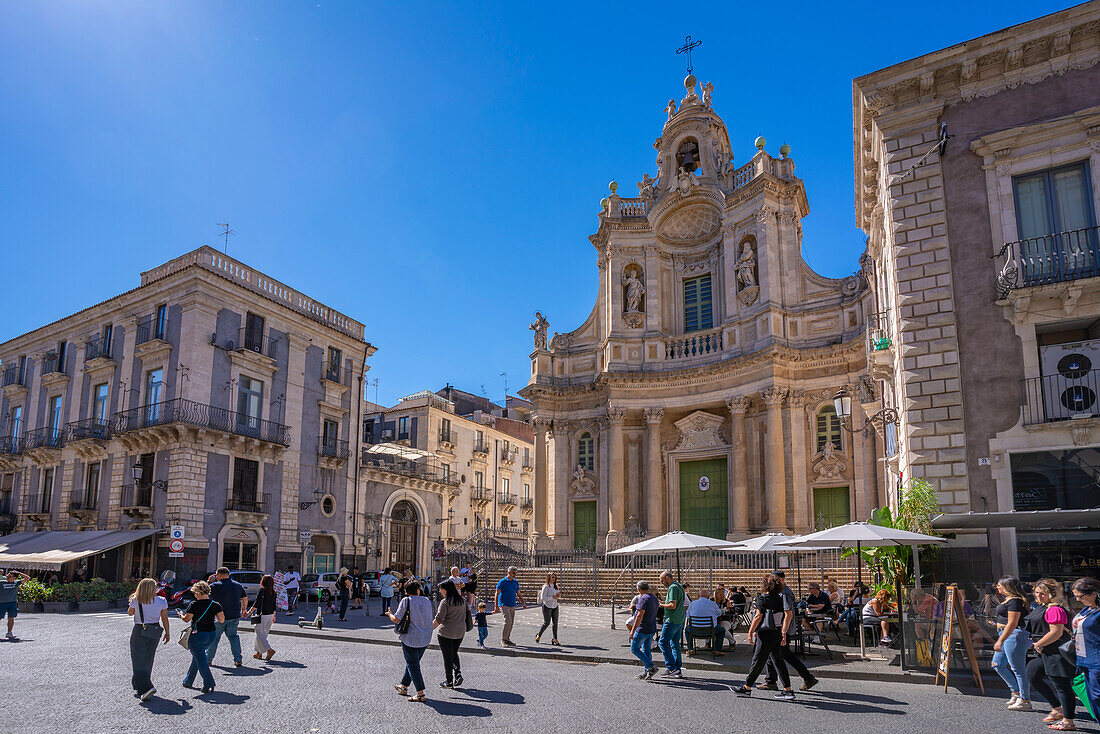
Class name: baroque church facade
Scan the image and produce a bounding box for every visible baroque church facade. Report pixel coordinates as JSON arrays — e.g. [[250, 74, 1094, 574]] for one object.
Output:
[[521, 76, 884, 550]]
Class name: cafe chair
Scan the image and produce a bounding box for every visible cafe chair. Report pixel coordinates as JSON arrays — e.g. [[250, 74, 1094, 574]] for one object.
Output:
[[686, 616, 719, 656]]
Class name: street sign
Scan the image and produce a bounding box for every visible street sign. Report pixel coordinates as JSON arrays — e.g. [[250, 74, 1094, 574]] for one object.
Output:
[[168, 552, 183, 558], [305, 544, 315, 558], [299, 530, 312, 544], [170, 525, 185, 540], [168, 539, 184, 553], [390, 552, 397, 562]]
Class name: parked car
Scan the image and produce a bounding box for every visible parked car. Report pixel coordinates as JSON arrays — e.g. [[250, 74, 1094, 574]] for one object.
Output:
[[362, 571, 381, 596], [229, 569, 264, 601], [300, 572, 343, 602]]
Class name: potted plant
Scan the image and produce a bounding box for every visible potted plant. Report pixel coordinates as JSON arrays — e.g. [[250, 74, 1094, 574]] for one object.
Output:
[[41, 583, 76, 613], [16, 578, 48, 612], [75, 580, 112, 611]]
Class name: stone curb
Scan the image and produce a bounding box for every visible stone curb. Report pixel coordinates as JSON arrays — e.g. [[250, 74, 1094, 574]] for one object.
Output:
[[240, 624, 942, 686]]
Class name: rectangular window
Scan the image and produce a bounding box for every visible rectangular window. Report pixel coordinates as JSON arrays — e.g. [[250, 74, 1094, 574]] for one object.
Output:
[[155, 304, 168, 340], [522, 519, 529, 534], [0, 473, 13, 514], [503, 477, 510, 493], [683, 275, 713, 333], [41, 467, 54, 510], [18, 355, 26, 384], [102, 323, 113, 355], [1011, 449, 1100, 511], [327, 347, 342, 382], [442, 464, 451, 482], [322, 418, 339, 446], [501, 515, 508, 528], [92, 383, 109, 424], [502, 439, 510, 454], [84, 462, 101, 506], [815, 407, 842, 453], [363, 418, 375, 443], [398, 416, 409, 440], [9, 406, 22, 436], [145, 368, 164, 423], [1014, 162, 1098, 284], [440, 418, 451, 443], [56, 340, 67, 372], [523, 483, 531, 501], [244, 312, 265, 353], [475, 429, 485, 451], [48, 395, 63, 433], [474, 471, 483, 490], [232, 457, 260, 503], [523, 447, 531, 466], [237, 376, 264, 433]]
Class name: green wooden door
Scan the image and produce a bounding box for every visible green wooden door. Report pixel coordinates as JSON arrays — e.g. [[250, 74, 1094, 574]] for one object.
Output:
[[679, 458, 728, 538], [573, 500, 597, 549], [813, 486, 851, 529]]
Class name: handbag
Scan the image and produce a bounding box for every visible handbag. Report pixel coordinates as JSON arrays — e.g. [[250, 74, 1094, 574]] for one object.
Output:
[[394, 600, 412, 635], [465, 604, 474, 633], [178, 600, 214, 650]]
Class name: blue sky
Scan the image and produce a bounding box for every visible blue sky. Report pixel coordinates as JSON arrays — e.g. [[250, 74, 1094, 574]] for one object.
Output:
[[0, 1, 1076, 406]]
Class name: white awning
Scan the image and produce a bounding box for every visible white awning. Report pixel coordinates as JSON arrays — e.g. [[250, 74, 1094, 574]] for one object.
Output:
[[362, 442, 436, 460], [932, 508, 1100, 530], [0, 529, 160, 570]]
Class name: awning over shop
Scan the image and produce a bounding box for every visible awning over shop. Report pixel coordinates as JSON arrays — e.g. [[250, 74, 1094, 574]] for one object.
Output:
[[363, 442, 436, 460], [932, 508, 1100, 530], [0, 529, 161, 570]]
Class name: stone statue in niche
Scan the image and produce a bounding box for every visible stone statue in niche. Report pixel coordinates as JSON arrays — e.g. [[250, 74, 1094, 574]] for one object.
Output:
[[637, 174, 656, 200], [736, 242, 760, 307], [622, 265, 646, 328], [529, 311, 549, 350], [569, 465, 597, 497], [665, 99, 677, 121], [812, 441, 847, 481]]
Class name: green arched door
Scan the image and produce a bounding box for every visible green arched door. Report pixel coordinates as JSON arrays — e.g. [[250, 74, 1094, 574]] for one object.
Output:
[[679, 458, 728, 538]]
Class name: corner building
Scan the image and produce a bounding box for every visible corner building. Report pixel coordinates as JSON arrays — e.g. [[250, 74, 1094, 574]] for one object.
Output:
[[0, 247, 372, 579], [522, 77, 879, 551]]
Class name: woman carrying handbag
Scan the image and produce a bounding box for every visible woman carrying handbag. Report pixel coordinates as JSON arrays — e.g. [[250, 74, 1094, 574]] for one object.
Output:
[[386, 580, 433, 702], [434, 580, 468, 689], [246, 575, 277, 661], [177, 581, 225, 694]]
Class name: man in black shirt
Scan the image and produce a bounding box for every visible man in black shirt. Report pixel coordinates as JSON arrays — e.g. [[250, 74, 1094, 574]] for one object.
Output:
[[762, 571, 819, 691], [207, 567, 249, 667], [801, 582, 833, 643]]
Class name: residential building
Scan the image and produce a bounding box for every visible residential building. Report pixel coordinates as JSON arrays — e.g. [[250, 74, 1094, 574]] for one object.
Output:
[[853, 2, 1100, 579], [0, 246, 373, 580], [360, 388, 534, 573], [521, 75, 877, 551]]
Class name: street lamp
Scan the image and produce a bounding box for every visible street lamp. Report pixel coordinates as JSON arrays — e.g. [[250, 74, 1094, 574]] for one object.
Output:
[[131, 463, 167, 490], [831, 387, 899, 434]]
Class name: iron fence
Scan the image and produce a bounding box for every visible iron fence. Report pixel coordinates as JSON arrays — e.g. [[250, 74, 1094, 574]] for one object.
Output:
[[23, 427, 65, 451], [227, 492, 270, 514], [0, 435, 23, 455], [69, 493, 99, 512], [67, 417, 112, 442], [994, 224, 1100, 298], [84, 335, 112, 361], [120, 484, 153, 510], [1, 363, 25, 388], [115, 397, 291, 446], [318, 436, 350, 460]]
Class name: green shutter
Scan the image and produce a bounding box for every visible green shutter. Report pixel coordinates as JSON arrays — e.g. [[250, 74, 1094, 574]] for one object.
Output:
[[683, 275, 713, 333]]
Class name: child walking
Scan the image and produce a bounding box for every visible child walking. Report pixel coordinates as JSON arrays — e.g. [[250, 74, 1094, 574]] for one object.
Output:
[[475, 602, 489, 648]]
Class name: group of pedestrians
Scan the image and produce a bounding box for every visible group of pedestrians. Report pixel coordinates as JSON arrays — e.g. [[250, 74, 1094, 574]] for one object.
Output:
[[125, 567, 279, 702], [988, 575, 1100, 731]]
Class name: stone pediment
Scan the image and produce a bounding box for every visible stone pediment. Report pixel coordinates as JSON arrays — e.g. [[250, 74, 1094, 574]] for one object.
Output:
[[673, 410, 727, 450]]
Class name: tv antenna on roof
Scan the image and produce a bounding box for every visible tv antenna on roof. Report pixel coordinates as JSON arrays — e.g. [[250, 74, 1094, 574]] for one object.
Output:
[[216, 222, 235, 254], [501, 371, 509, 403]]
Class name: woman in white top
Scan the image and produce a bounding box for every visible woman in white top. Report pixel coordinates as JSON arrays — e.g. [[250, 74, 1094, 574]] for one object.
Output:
[[386, 580, 434, 702], [127, 578, 170, 701], [535, 572, 561, 645]]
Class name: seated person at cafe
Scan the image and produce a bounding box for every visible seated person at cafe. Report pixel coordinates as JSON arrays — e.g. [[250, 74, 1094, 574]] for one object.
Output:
[[685, 589, 725, 656], [801, 582, 832, 642], [729, 586, 748, 613]]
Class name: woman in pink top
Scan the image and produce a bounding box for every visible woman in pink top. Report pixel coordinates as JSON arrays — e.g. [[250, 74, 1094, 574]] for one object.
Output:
[[1025, 579, 1077, 730]]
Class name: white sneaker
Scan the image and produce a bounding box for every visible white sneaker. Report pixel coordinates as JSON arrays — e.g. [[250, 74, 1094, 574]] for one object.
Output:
[[4, 631, 13, 640], [1006, 694, 1019, 707], [811, 636, 822, 645], [879, 637, 892, 645], [1007, 699, 1032, 711]]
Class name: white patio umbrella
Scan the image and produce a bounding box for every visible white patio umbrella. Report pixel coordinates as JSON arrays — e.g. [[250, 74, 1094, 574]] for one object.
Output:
[[362, 442, 436, 460], [607, 530, 738, 578], [776, 522, 946, 659], [725, 533, 833, 595]]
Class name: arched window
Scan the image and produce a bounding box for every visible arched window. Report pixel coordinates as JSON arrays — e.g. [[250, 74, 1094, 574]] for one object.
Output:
[[816, 406, 842, 453], [577, 432, 594, 471]]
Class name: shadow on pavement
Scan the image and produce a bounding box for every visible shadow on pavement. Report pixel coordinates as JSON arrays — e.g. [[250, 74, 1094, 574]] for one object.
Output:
[[648, 678, 732, 692], [423, 698, 491, 717], [197, 691, 250, 705], [265, 659, 307, 669], [807, 689, 908, 706], [143, 697, 193, 715], [215, 665, 273, 677], [795, 698, 903, 715], [457, 688, 525, 704]]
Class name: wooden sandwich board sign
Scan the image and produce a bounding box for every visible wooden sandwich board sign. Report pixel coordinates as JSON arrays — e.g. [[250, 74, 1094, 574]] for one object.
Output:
[[935, 584, 984, 693]]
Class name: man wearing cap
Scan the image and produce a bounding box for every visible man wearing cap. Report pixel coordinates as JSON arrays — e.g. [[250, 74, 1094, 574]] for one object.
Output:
[[762, 570, 819, 691], [0, 569, 30, 641]]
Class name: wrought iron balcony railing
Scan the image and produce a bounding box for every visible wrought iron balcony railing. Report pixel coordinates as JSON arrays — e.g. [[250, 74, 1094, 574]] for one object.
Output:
[[23, 427, 65, 451], [323, 363, 343, 384], [115, 398, 291, 446], [1022, 368, 1100, 425], [1, 363, 25, 388], [69, 494, 99, 513], [498, 492, 516, 506], [84, 335, 113, 361], [67, 417, 113, 442], [226, 492, 270, 514], [238, 331, 278, 359], [521, 497, 533, 509], [471, 487, 489, 501], [24, 493, 51, 514], [40, 354, 65, 375], [318, 437, 350, 460], [439, 430, 453, 444], [867, 309, 893, 352], [0, 435, 22, 456], [135, 314, 169, 345], [995, 224, 1100, 298], [120, 484, 153, 510], [360, 451, 461, 486], [473, 440, 490, 454]]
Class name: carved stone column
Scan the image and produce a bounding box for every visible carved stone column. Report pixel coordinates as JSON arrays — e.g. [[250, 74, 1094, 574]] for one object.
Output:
[[762, 387, 789, 532], [643, 408, 665, 536], [789, 392, 810, 533], [607, 405, 626, 533], [551, 420, 571, 539], [726, 397, 751, 533], [532, 417, 550, 538]]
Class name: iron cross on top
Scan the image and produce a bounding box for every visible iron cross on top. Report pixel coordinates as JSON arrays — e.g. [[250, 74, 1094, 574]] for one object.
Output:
[[676, 35, 701, 74]]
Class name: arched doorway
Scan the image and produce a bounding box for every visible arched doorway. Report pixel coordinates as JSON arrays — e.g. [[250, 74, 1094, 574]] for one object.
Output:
[[390, 500, 419, 573]]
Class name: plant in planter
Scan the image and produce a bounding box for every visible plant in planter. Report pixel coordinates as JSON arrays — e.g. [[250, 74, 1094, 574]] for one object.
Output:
[[41, 583, 76, 613], [16, 578, 49, 611]]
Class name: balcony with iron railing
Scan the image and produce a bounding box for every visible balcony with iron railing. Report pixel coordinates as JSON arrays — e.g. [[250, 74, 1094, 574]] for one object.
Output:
[[115, 398, 291, 446], [360, 450, 461, 486], [438, 429, 453, 445], [23, 427, 65, 451], [0, 496, 15, 531], [323, 363, 345, 385], [1, 363, 26, 389], [471, 486, 490, 502], [120, 484, 153, 512], [135, 314, 169, 345], [521, 497, 533, 510], [67, 417, 112, 443], [994, 225, 1100, 298], [472, 439, 490, 455], [40, 353, 66, 376], [1022, 368, 1100, 426], [24, 492, 52, 516], [69, 493, 99, 513], [84, 335, 113, 361], [226, 492, 270, 514], [0, 434, 22, 457], [318, 436, 350, 461], [498, 492, 517, 506]]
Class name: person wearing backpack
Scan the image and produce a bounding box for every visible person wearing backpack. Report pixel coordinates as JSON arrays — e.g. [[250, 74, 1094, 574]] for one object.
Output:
[[733, 574, 795, 700]]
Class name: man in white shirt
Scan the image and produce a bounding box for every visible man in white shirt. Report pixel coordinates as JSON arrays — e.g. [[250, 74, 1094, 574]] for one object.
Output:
[[284, 565, 301, 614], [446, 565, 467, 590], [379, 568, 398, 616], [685, 589, 725, 656]]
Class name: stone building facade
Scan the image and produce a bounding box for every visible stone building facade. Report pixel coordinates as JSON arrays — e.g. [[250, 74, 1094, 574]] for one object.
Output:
[[359, 389, 534, 574], [853, 3, 1100, 579], [0, 246, 372, 580], [521, 77, 879, 551]]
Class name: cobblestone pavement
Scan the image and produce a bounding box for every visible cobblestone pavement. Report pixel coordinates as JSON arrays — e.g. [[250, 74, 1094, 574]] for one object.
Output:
[[2, 610, 1097, 734]]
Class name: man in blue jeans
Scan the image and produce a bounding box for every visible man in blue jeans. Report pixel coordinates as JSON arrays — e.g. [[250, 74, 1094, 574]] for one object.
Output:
[[657, 570, 686, 678], [207, 567, 248, 667], [628, 581, 659, 680]]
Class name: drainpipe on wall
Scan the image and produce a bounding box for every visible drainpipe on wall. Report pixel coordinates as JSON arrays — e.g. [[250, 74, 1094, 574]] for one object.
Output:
[[351, 343, 372, 570]]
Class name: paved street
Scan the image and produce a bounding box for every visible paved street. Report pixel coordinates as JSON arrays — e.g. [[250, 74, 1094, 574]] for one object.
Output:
[[2, 611, 1096, 734]]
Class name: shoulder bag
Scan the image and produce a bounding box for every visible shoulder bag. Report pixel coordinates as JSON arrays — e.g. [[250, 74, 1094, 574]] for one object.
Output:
[[394, 599, 412, 635], [178, 601, 213, 650], [465, 603, 474, 633]]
